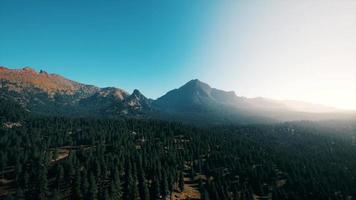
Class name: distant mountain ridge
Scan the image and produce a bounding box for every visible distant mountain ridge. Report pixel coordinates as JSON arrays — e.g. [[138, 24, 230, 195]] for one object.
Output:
[[0, 66, 99, 95], [0, 66, 151, 116], [0, 66, 353, 124], [153, 79, 352, 124]]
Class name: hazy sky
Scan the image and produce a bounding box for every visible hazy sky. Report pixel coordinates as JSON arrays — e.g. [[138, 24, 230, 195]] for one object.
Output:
[[1, 0, 355, 109]]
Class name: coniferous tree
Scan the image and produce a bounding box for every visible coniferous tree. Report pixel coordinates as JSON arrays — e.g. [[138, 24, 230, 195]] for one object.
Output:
[[142, 182, 150, 200], [71, 167, 82, 200], [15, 188, 25, 200], [3, 195, 14, 200], [128, 173, 139, 200], [0, 152, 7, 179], [37, 164, 49, 200], [161, 173, 169, 198], [55, 164, 64, 190], [51, 190, 62, 200], [88, 173, 98, 200], [1, 104, 356, 200], [178, 171, 185, 192], [81, 170, 90, 198], [110, 177, 123, 200], [151, 177, 161, 199]]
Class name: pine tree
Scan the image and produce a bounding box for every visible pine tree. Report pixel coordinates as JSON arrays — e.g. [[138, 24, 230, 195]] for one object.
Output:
[[202, 189, 210, 200], [210, 183, 219, 200], [88, 173, 98, 200], [81, 170, 90, 198], [3, 195, 14, 200], [137, 160, 151, 200], [55, 164, 64, 190], [151, 177, 161, 199], [15, 188, 25, 200], [178, 171, 185, 192], [38, 165, 48, 200], [111, 178, 123, 200], [0, 152, 7, 179], [161, 173, 169, 198], [51, 190, 62, 200], [103, 188, 110, 200], [143, 182, 150, 200], [71, 167, 83, 199], [128, 174, 139, 200]]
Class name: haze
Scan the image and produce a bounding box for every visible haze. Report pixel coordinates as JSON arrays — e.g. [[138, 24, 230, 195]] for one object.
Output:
[[0, 0, 355, 109]]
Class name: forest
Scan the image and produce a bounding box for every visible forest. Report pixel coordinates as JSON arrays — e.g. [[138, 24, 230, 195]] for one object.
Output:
[[1, 98, 356, 200]]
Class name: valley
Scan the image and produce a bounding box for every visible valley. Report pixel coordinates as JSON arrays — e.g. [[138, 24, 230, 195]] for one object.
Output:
[[1, 99, 356, 199], [1, 68, 356, 200]]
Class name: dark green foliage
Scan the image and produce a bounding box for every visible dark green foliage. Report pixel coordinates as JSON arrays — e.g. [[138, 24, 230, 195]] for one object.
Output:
[[71, 167, 82, 200], [110, 178, 123, 200], [150, 178, 161, 199], [0, 106, 356, 200], [51, 190, 62, 200], [178, 171, 184, 192], [0, 97, 28, 123], [88, 173, 98, 200], [3, 195, 14, 200]]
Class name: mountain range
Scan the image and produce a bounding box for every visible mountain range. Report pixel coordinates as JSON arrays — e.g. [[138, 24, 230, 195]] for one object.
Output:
[[0, 66, 354, 124]]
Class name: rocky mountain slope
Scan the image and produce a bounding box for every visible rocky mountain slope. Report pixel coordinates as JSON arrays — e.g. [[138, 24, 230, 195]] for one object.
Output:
[[0, 66, 353, 124], [0, 66, 151, 116], [0, 66, 99, 95]]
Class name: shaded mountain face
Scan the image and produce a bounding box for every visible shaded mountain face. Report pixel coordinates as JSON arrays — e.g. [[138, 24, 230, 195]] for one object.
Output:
[[154, 79, 244, 110], [153, 79, 354, 124], [153, 79, 278, 124], [123, 89, 152, 111], [94, 88, 152, 116], [154, 79, 214, 111], [78, 87, 129, 115], [0, 67, 151, 116]]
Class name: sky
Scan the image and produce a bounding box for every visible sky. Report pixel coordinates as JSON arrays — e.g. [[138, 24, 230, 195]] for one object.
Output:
[[1, 0, 355, 109]]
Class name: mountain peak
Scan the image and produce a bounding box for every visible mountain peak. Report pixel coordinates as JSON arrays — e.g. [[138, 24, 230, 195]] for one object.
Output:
[[130, 89, 147, 100], [132, 89, 142, 95], [179, 79, 212, 96], [189, 78, 201, 83], [186, 79, 204, 85], [122, 89, 151, 112], [39, 70, 48, 75], [182, 79, 210, 88], [22, 67, 37, 73]]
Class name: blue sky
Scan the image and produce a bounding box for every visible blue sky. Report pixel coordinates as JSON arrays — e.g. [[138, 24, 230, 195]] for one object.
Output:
[[0, 0, 220, 96], [1, 0, 355, 109]]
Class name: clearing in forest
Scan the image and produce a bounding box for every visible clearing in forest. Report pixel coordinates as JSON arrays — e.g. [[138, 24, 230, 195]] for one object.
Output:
[[168, 172, 202, 200]]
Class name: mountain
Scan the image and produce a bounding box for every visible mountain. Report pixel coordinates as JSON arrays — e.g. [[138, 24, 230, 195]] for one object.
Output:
[[78, 88, 152, 116], [122, 89, 152, 112], [154, 79, 354, 124], [154, 79, 222, 111], [155, 79, 248, 109], [0, 66, 151, 116], [1, 66, 353, 124], [152, 79, 270, 124], [78, 87, 129, 115], [0, 66, 99, 95]]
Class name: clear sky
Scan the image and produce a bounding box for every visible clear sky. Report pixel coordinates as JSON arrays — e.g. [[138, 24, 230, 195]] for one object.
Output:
[[1, 0, 355, 109]]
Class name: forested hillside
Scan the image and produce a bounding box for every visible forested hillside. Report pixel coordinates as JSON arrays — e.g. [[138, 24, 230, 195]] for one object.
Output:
[[1, 100, 356, 200], [0, 98, 28, 123]]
